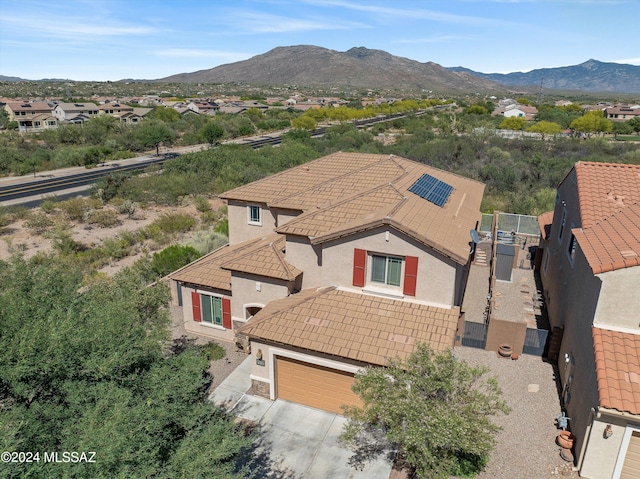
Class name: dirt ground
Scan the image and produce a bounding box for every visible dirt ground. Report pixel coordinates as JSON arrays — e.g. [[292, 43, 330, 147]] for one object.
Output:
[[0, 197, 224, 275]]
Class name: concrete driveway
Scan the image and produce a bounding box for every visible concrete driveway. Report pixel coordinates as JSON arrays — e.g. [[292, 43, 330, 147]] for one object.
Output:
[[210, 357, 393, 479]]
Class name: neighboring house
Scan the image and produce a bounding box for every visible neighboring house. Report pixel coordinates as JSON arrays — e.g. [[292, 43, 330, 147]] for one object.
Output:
[[169, 152, 485, 414], [4, 101, 55, 131], [98, 102, 134, 116], [186, 101, 220, 114], [493, 103, 538, 120], [117, 107, 152, 124], [603, 105, 640, 122], [53, 102, 99, 123], [538, 162, 640, 479]]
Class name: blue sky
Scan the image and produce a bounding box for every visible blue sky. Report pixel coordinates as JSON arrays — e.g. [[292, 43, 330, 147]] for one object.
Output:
[[1, 0, 638, 81]]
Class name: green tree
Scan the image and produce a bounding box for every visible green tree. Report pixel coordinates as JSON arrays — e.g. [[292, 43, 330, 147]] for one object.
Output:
[[527, 120, 562, 136], [150, 105, 181, 123], [570, 110, 613, 136], [291, 115, 317, 130], [199, 121, 225, 146], [499, 116, 525, 130], [341, 344, 509, 479], [627, 116, 640, 134], [136, 119, 175, 155], [0, 255, 252, 478], [151, 244, 202, 278]]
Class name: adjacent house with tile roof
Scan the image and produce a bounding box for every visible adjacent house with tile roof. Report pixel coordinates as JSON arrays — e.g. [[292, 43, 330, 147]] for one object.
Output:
[[169, 152, 484, 414], [53, 102, 99, 123], [4, 101, 57, 131], [538, 162, 640, 479]]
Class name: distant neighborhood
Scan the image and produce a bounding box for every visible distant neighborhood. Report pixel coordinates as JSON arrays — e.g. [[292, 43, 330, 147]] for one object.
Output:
[[2, 92, 640, 134]]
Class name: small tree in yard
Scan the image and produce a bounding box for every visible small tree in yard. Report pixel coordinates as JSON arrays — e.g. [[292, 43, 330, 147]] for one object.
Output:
[[341, 344, 509, 479]]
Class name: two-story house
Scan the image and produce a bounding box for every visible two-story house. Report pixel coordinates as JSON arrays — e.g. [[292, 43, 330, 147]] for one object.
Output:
[[169, 152, 485, 414], [53, 102, 99, 123], [538, 162, 640, 479], [4, 101, 57, 131]]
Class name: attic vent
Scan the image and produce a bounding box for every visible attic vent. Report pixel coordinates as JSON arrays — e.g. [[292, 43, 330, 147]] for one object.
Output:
[[22, 104, 32, 108], [388, 333, 414, 345], [305, 317, 329, 327], [408, 173, 453, 207], [625, 371, 640, 385], [74, 103, 83, 107], [620, 250, 638, 258]]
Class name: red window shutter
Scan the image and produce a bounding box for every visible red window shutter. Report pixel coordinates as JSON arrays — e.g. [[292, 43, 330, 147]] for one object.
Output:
[[191, 292, 202, 322], [222, 298, 232, 329], [403, 256, 418, 296], [353, 248, 366, 287]]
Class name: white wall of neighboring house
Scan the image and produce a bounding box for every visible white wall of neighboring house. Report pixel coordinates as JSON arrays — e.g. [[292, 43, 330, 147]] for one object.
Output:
[[593, 267, 640, 331]]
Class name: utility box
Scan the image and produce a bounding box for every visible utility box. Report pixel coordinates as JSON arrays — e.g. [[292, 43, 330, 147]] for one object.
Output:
[[496, 243, 516, 282]]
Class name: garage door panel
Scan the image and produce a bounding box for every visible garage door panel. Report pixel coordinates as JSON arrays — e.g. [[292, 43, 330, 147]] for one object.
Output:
[[276, 356, 363, 414], [620, 431, 640, 479]]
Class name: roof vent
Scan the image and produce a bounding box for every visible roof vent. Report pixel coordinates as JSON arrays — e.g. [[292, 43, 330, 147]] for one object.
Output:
[[388, 333, 414, 345], [305, 317, 329, 327], [620, 250, 638, 258]]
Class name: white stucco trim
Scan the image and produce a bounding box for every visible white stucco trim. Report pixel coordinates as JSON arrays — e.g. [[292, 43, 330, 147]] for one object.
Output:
[[612, 424, 640, 479], [266, 346, 364, 400], [336, 285, 453, 310], [249, 374, 270, 384], [592, 323, 640, 335]]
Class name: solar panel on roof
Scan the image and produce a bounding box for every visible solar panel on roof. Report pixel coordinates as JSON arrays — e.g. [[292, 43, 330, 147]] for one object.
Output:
[[408, 173, 454, 207]]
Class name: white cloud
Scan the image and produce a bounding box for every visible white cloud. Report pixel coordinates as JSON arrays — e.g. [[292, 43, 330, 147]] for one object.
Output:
[[221, 10, 367, 34], [394, 35, 473, 44], [613, 57, 640, 65]]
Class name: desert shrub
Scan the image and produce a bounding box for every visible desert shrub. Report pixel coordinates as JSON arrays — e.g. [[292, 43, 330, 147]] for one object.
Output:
[[58, 197, 102, 222], [200, 210, 218, 224], [118, 229, 145, 246], [7, 206, 31, 221], [100, 237, 132, 260], [24, 211, 55, 235], [147, 212, 197, 236], [187, 230, 228, 255], [116, 199, 138, 218], [200, 342, 225, 361], [50, 231, 87, 255], [40, 197, 59, 213], [214, 218, 229, 237], [150, 244, 201, 277], [193, 195, 212, 213], [83, 208, 120, 227]]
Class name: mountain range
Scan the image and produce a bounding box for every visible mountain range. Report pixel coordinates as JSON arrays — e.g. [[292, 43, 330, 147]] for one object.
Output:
[[3, 46, 640, 94]]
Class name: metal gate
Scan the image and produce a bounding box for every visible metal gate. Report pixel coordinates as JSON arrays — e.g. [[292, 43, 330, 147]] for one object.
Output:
[[462, 321, 488, 349], [523, 328, 549, 356]]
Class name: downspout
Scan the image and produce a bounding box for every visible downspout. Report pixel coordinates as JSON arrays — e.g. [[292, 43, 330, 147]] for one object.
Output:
[[574, 407, 597, 472]]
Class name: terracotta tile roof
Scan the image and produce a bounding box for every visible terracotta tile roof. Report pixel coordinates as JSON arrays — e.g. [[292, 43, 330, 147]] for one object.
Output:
[[237, 287, 460, 366], [274, 157, 485, 264], [592, 327, 640, 415], [538, 211, 554, 240], [574, 162, 640, 228], [169, 234, 299, 290], [573, 203, 640, 274]]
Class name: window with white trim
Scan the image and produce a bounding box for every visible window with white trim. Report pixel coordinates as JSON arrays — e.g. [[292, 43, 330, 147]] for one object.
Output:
[[370, 254, 403, 287], [201, 294, 223, 326], [248, 205, 261, 225]]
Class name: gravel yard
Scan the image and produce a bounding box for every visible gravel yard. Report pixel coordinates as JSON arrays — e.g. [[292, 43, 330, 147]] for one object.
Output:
[[454, 347, 578, 479]]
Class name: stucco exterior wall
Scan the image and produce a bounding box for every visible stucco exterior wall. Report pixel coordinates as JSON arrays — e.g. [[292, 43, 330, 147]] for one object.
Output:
[[541, 169, 582, 330], [227, 200, 276, 245], [180, 283, 235, 342], [557, 244, 601, 460], [229, 273, 293, 321], [594, 267, 640, 331], [273, 208, 300, 227], [285, 227, 462, 306], [581, 414, 640, 479]]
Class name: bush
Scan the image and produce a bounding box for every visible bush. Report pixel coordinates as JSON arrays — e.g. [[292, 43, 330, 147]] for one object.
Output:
[[147, 212, 197, 236], [58, 197, 102, 222], [186, 230, 228, 255], [151, 244, 201, 277], [193, 195, 212, 213], [83, 208, 120, 227], [200, 342, 226, 361], [116, 199, 138, 218], [40, 197, 59, 213], [24, 211, 54, 235], [214, 218, 229, 237]]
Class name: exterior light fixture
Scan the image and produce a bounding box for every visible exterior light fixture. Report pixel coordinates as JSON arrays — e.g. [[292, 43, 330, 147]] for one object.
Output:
[[603, 424, 613, 439]]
